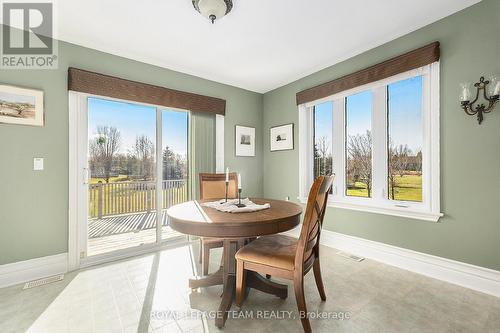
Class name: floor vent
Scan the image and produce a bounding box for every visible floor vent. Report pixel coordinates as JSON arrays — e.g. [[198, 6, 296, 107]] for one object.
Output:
[[23, 274, 64, 289], [336, 251, 365, 262]]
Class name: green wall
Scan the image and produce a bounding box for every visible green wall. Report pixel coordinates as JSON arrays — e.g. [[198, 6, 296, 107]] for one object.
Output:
[[262, 0, 500, 270], [0, 38, 263, 265], [1, 0, 499, 271]]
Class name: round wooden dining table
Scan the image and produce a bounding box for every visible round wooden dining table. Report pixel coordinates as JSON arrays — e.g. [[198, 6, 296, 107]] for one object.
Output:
[[167, 198, 302, 328]]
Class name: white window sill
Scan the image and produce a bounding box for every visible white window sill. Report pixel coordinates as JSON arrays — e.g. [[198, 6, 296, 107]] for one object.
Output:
[[297, 197, 443, 222]]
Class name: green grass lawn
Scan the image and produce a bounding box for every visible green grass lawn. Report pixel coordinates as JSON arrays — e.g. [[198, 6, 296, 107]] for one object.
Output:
[[346, 174, 422, 202], [89, 175, 131, 184], [389, 174, 422, 202], [346, 182, 370, 198]]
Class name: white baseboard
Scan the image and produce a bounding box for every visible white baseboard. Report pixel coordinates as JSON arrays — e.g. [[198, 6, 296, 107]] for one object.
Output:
[[0, 253, 68, 289], [285, 228, 500, 297], [3, 233, 499, 298]]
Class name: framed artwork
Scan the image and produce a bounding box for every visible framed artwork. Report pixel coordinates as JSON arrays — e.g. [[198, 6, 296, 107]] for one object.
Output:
[[235, 125, 255, 157], [0, 84, 44, 127], [270, 123, 294, 151]]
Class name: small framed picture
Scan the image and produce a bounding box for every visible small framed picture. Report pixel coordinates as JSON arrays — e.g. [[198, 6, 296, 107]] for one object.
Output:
[[270, 123, 294, 151], [0, 84, 44, 127], [235, 125, 255, 157]]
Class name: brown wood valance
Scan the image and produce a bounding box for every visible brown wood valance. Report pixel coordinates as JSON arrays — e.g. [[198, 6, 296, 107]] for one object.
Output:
[[68, 67, 226, 115], [296, 41, 440, 105]]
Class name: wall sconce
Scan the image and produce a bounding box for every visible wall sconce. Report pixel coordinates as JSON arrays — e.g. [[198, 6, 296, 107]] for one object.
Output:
[[460, 76, 499, 124]]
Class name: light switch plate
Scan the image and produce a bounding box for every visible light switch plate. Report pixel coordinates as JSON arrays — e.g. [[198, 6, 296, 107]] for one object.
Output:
[[33, 157, 44, 171]]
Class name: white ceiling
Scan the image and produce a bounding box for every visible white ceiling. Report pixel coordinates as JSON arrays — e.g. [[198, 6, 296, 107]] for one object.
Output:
[[57, 0, 480, 93]]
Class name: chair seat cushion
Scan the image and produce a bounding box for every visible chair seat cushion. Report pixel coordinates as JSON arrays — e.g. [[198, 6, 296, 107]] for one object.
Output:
[[235, 234, 297, 271]]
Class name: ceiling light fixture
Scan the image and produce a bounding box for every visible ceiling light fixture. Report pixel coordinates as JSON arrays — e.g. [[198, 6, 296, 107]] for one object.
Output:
[[192, 0, 233, 24]]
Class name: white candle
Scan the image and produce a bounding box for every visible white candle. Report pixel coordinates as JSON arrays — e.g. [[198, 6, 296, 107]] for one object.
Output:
[[494, 81, 500, 96], [460, 83, 471, 102], [461, 88, 469, 101], [225, 167, 229, 182], [238, 173, 242, 189]]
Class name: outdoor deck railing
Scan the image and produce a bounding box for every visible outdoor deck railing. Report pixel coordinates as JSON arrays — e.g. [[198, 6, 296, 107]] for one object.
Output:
[[88, 179, 188, 219]]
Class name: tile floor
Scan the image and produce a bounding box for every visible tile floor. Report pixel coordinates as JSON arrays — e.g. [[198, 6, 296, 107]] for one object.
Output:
[[0, 241, 499, 333]]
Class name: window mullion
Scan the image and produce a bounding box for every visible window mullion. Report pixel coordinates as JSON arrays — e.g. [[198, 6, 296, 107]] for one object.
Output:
[[332, 98, 344, 199], [371, 86, 388, 202]]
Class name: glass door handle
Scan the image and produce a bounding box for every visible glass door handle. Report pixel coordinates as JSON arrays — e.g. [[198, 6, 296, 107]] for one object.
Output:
[[83, 168, 89, 185]]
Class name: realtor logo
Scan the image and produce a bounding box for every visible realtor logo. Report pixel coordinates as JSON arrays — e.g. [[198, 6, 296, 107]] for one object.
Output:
[[1, 1, 58, 69]]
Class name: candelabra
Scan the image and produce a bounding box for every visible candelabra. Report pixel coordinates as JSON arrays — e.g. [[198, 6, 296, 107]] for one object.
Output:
[[236, 188, 246, 208], [225, 181, 228, 203], [219, 180, 229, 204], [460, 76, 499, 124]]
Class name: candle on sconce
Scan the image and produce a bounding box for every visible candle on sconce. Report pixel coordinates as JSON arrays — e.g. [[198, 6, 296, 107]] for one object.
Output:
[[493, 80, 500, 96], [225, 167, 229, 182], [487, 76, 500, 97], [460, 83, 471, 102], [238, 173, 242, 189]]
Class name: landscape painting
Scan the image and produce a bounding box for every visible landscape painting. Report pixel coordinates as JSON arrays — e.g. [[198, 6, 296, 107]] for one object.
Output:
[[0, 85, 44, 126], [240, 134, 251, 145], [270, 123, 294, 151], [235, 125, 255, 156]]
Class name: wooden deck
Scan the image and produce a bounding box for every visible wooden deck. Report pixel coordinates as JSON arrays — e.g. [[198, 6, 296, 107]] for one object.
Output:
[[88, 211, 169, 238], [87, 211, 185, 256]]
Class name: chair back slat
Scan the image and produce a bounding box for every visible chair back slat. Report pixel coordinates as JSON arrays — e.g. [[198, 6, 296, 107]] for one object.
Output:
[[294, 175, 334, 271], [305, 237, 317, 252], [303, 250, 315, 266], [199, 173, 238, 200], [308, 222, 320, 242]]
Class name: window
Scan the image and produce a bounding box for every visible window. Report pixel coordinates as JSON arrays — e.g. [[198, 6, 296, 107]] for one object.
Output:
[[299, 63, 441, 222], [313, 101, 333, 179], [387, 76, 423, 202], [345, 91, 372, 198]]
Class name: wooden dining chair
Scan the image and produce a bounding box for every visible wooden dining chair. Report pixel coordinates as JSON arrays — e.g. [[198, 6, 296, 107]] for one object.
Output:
[[199, 172, 239, 275], [235, 175, 334, 333]]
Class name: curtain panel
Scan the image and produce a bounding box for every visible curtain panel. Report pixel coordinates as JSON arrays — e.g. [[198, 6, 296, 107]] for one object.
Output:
[[189, 112, 216, 199]]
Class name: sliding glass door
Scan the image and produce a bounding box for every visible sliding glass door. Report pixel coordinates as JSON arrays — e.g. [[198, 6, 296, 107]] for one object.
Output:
[[160, 109, 189, 241], [85, 97, 189, 258]]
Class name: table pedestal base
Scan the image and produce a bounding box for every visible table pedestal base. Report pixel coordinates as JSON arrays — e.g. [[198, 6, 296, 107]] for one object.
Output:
[[188, 239, 288, 328], [189, 267, 223, 289], [246, 270, 288, 299]]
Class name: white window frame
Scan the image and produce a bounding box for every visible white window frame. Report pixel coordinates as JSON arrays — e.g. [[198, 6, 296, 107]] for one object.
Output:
[[298, 62, 442, 222]]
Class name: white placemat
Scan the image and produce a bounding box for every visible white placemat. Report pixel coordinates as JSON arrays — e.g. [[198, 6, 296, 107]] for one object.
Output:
[[201, 198, 270, 213]]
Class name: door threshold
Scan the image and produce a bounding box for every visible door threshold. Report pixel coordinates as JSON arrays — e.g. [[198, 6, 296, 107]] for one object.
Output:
[[78, 236, 193, 269]]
